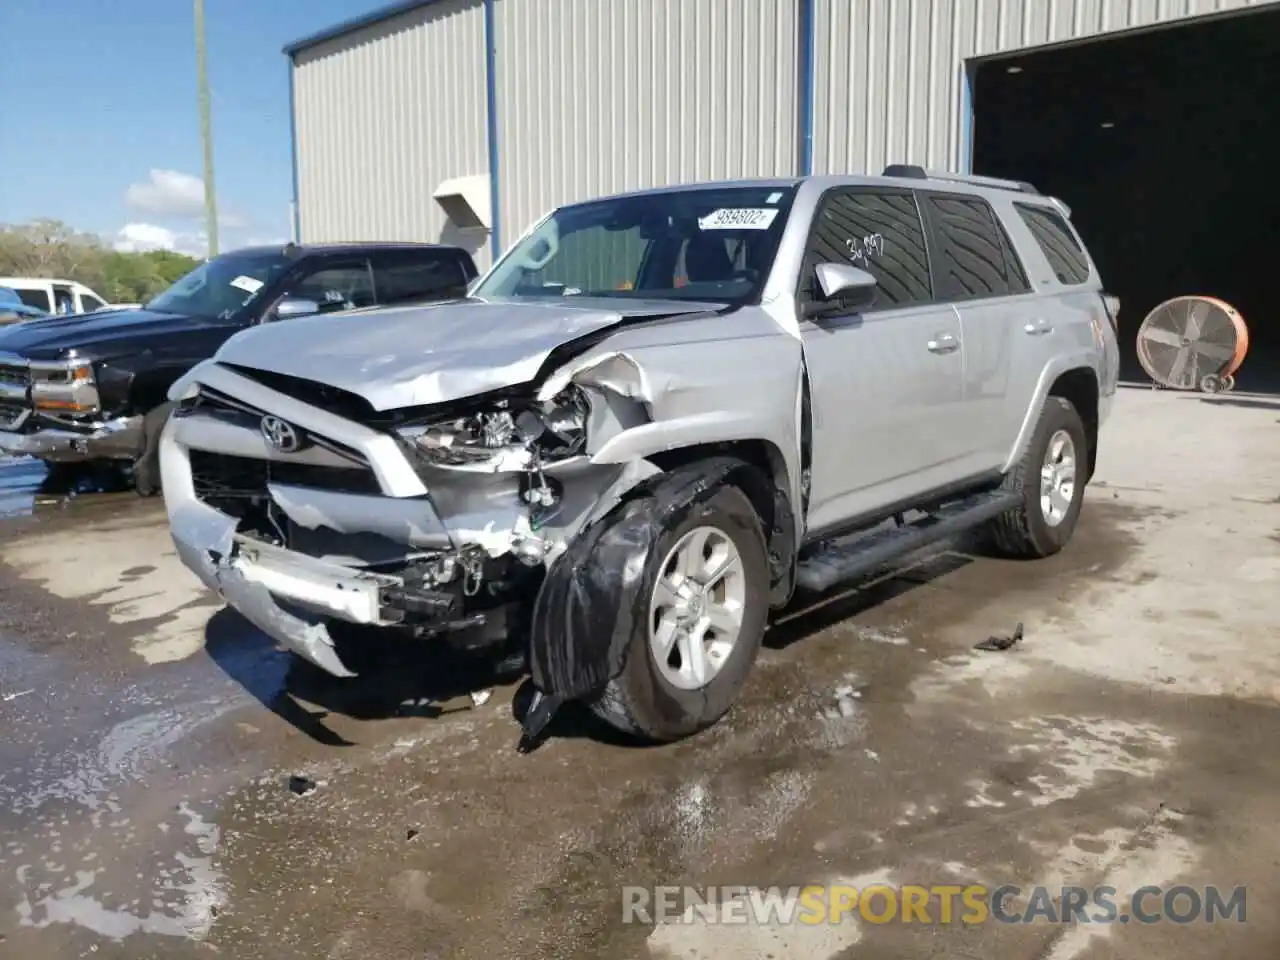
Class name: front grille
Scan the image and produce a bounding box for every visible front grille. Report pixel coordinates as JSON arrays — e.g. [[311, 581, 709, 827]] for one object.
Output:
[[0, 401, 29, 430], [181, 385, 370, 467], [0, 363, 28, 389], [190, 452, 382, 519]]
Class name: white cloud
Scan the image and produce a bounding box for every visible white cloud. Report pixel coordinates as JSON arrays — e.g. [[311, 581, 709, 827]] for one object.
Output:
[[114, 223, 207, 258], [123, 169, 247, 228]]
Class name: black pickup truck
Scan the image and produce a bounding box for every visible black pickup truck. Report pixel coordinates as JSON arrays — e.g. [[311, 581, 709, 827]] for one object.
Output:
[[0, 242, 478, 494]]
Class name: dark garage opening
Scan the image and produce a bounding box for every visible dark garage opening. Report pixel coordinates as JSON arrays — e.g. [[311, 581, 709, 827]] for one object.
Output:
[[973, 8, 1280, 393]]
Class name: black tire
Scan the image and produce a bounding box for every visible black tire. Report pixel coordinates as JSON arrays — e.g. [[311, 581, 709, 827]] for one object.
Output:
[[133, 401, 175, 497], [588, 482, 770, 742], [987, 396, 1089, 559]]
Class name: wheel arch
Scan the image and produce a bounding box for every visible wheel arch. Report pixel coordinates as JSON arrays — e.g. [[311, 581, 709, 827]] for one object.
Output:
[[648, 440, 798, 607], [1006, 356, 1101, 482]]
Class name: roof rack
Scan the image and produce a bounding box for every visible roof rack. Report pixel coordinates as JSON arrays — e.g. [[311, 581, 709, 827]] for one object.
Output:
[[881, 164, 1041, 196]]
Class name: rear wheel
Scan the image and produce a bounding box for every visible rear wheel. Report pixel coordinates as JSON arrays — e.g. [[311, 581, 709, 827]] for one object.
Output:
[[589, 482, 770, 742], [133, 401, 175, 497], [987, 396, 1088, 559]]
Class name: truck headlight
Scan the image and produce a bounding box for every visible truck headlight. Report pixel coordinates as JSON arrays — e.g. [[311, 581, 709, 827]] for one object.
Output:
[[29, 358, 101, 415], [397, 388, 588, 471]]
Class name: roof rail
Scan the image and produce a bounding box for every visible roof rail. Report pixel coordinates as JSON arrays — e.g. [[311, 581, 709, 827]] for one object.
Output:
[[881, 164, 1041, 196]]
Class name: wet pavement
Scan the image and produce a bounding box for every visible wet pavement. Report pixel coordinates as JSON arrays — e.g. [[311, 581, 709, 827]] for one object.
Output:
[[1, 388, 1279, 959]]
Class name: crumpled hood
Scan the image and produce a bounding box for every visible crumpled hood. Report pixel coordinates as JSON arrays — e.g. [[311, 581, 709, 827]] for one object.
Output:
[[211, 296, 717, 410]]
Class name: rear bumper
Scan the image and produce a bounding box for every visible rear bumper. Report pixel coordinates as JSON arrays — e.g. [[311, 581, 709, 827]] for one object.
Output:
[[0, 416, 144, 462]]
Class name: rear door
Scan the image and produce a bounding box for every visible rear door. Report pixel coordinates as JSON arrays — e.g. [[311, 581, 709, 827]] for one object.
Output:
[[918, 190, 1033, 469], [370, 249, 473, 306], [798, 186, 967, 534]]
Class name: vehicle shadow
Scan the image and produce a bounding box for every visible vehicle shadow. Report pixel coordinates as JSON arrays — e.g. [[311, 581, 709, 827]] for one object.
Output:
[[204, 547, 975, 750], [1197, 396, 1280, 412], [204, 606, 535, 747]]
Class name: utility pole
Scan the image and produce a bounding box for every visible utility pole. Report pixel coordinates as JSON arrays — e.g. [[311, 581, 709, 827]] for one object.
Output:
[[194, 0, 219, 257]]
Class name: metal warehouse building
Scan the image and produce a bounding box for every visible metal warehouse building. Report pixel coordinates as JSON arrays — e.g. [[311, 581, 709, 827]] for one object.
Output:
[[287, 0, 1280, 386]]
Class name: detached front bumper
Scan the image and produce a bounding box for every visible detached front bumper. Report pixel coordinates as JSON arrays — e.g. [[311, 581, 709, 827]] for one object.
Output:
[[0, 416, 144, 462], [168, 495, 403, 677]]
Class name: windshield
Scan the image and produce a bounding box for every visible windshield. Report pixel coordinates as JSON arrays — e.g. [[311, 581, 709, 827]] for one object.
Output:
[[474, 185, 797, 304], [145, 252, 293, 320]]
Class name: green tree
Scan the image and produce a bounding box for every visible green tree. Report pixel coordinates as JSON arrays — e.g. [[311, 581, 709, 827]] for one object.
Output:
[[0, 220, 199, 304]]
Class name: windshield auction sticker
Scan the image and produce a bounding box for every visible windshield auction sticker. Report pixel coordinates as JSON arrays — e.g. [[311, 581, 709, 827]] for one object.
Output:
[[698, 208, 780, 230], [230, 275, 264, 294]]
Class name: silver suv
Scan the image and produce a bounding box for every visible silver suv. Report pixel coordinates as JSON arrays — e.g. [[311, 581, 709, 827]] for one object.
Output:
[[161, 167, 1120, 749]]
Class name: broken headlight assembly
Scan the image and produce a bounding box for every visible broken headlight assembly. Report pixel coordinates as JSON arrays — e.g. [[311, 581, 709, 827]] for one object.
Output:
[[395, 387, 589, 472]]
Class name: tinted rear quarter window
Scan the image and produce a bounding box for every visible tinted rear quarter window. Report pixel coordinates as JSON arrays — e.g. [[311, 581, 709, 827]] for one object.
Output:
[[805, 189, 933, 309], [1016, 204, 1090, 285], [922, 193, 1030, 300]]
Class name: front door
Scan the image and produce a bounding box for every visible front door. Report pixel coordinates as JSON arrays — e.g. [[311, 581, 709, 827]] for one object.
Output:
[[798, 187, 967, 534]]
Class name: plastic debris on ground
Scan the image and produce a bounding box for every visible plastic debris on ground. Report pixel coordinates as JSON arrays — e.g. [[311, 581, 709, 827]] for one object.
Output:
[[974, 622, 1024, 652]]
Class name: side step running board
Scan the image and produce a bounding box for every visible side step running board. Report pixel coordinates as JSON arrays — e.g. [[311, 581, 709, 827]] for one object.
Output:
[[795, 489, 1021, 594]]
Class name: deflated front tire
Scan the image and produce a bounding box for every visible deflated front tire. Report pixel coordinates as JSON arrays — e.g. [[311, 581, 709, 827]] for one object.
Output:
[[589, 481, 770, 742]]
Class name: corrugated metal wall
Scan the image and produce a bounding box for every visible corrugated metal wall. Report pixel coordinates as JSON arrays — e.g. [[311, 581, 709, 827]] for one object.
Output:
[[291, 0, 492, 265], [811, 0, 1280, 176], [492, 0, 800, 243]]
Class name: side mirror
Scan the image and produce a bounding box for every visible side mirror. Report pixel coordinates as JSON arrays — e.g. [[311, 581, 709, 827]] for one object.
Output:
[[273, 297, 320, 320], [810, 263, 877, 314]]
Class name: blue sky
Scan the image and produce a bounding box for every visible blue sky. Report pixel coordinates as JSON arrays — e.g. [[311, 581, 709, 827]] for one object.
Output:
[[0, 0, 379, 256]]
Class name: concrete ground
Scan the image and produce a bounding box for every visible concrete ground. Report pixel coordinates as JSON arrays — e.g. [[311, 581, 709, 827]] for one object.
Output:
[[0, 386, 1277, 960]]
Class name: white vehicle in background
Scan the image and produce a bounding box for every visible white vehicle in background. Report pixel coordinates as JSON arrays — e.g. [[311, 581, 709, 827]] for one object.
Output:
[[0, 277, 136, 315]]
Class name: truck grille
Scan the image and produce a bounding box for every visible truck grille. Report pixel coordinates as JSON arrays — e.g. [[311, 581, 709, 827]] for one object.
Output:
[[0, 401, 29, 430], [190, 451, 382, 518], [0, 363, 29, 389]]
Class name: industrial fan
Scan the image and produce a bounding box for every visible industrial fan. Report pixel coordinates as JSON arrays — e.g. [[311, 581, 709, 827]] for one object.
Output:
[[1136, 295, 1249, 393]]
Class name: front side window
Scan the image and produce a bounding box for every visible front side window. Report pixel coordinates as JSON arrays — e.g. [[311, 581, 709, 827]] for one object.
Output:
[[474, 186, 797, 305], [53, 286, 77, 315], [80, 293, 106, 312], [803, 189, 933, 310], [1015, 203, 1090, 285], [283, 261, 375, 314], [922, 193, 1030, 301], [147, 252, 294, 320]]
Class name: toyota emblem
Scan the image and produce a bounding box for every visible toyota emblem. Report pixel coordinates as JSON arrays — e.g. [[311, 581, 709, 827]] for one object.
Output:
[[260, 415, 301, 453]]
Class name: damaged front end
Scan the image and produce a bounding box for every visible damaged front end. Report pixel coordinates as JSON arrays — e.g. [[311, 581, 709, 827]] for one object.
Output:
[[161, 356, 662, 679]]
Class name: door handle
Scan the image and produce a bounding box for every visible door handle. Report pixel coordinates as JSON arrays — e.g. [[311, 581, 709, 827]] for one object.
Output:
[[1023, 319, 1053, 336], [927, 333, 959, 354]]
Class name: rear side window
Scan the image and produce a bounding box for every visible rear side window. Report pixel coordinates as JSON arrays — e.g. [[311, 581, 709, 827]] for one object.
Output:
[[805, 189, 933, 309], [17, 288, 52, 312], [1016, 204, 1090, 285], [921, 193, 1030, 300], [373, 256, 470, 304]]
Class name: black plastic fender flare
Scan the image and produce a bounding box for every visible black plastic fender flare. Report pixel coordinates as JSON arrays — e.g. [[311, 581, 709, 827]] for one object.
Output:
[[527, 455, 785, 704]]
